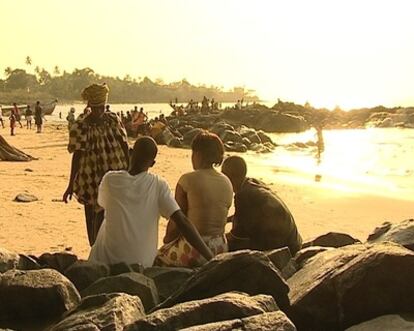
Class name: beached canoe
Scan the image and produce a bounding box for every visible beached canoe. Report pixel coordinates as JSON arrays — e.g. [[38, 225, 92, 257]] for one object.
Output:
[[1, 99, 58, 117]]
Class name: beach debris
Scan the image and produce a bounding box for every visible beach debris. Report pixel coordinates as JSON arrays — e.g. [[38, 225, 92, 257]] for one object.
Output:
[[288, 242, 414, 330], [302, 232, 361, 249], [64, 260, 110, 292], [0, 135, 36, 162], [126, 292, 278, 331], [81, 272, 159, 312], [366, 218, 414, 251], [345, 313, 414, 331], [38, 251, 78, 274], [144, 266, 194, 302], [49, 293, 145, 331], [180, 310, 297, 331], [13, 193, 38, 203], [0, 269, 80, 323], [154, 250, 290, 312], [24, 168, 33, 172]]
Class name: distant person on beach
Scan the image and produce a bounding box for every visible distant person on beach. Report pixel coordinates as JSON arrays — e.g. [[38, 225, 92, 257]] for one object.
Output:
[[63, 83, 130, 246], [222, 156, 302, 255], [9, 112, 16, 136], [25, 105, 33, 129], [105, 105, 111, 112], [89, 136, 213, 267], [34, 101, 43, 133], [66, 107, 76, 130], [155, 131, 233, 267], [13, 103, 23, 128], [0, 106, 4, 128], [315, 124, 325, 164]]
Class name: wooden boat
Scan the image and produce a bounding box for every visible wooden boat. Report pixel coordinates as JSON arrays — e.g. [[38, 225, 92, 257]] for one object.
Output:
[[1, 99, 58, 117]]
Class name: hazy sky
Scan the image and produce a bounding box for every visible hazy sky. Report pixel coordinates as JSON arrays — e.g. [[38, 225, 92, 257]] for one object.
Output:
[[1, 0, 413, 109]]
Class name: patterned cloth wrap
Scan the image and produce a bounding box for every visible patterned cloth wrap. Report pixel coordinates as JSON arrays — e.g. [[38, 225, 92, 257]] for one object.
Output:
[[68, 112, 128, 210], [155, 234, 228, 268]]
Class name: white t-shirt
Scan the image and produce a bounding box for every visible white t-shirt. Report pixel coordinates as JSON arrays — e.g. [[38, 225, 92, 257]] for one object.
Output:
[[89, 170, 180, 267]]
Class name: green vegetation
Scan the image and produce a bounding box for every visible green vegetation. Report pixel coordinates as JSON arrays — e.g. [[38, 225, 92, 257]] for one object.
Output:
[[0, 66, 258, 105]]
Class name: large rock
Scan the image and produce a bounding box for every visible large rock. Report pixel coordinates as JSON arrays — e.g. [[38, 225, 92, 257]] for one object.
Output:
[[366, 219, 414, 251], [0, 248, 40, 273], [345, 314, 414, 330], [125, 292, 278, 331], [302, 232, 360, 248], [180, 311, 297, 331], [155, 250, 290, 311], [81, 272, 159, 312], [38, 252, 78, 274], [143, 267, 194, 302], [64, 260, 110, 291], [49, 293, 145, 331], [0, 269, 80, 322], [265, 247, 292, 271], [183, 128, 204, 145], [288, 243, 414, 331], [293, 246, 332, 269]]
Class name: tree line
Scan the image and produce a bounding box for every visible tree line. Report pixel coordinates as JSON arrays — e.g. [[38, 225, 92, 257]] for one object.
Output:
[[0, 64, 258, 105]]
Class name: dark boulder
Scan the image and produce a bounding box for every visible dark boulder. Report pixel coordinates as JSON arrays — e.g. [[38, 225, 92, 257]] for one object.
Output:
[[125, 292, 278, 331], [345, 313, 414, 330], [180, 311, 297, 331], [38, 251, 78, 274], [224, 142, 248, 153], [155, 250, 290, 311], [64, 260, 110, 292], [183, 128, 204, 145], [220, 130, 244, 144], [302, 232, 361, 248], [256, 113, 308, 133], [143, 267, 194, 302], [0, 269, 80, 322], [288, 243, 414, 331], [366, 219, 414, 251], [257, 130, 274, 145], [49, 293, 145, 331], [265, 247, 292, 271], [81, 272, 159, 312]]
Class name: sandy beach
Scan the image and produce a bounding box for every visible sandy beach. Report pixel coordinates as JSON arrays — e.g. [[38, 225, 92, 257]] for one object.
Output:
[[1, 122, 413, 259]]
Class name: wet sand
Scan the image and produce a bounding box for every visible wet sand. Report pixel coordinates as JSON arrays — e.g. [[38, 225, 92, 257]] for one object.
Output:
[[1, 123, 413, 258]]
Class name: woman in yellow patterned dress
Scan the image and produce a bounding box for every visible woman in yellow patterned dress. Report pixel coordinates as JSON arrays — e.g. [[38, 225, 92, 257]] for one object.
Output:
[[63, 83, 129, 246]]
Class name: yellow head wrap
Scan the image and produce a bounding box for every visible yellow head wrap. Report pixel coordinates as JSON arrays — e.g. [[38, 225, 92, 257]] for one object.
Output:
[[81, 83, 109, 107]]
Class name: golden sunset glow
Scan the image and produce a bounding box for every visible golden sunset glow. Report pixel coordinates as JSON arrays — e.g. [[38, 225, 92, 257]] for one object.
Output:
[[1, 0, 414, 109]]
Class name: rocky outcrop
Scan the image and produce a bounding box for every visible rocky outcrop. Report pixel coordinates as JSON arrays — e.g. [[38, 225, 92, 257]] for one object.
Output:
[[81, 272, 159, 312], [0, 269, 80, 322], [366, 219, 414, 251], [345, 314, 414, 330], [288, 243, 414, 331], [64, 260, 110, 292], [155, 250, 290, 312], [180, 311, 297, 331], [302, 232, 361, 248], [49, 293, 145, 331], [143, 267, 194, 302], [125, 292, 278, 331]]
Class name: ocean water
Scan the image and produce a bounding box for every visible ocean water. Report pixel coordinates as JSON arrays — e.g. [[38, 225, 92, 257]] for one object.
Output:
[[51, 103, 414, 201]]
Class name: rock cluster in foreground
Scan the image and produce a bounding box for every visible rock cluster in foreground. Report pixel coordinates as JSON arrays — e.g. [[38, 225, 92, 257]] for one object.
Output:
[[0, 218, 414, 331]]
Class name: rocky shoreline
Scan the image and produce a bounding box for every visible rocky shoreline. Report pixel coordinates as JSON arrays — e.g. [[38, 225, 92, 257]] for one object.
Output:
[[1, 218, 413, 330]]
